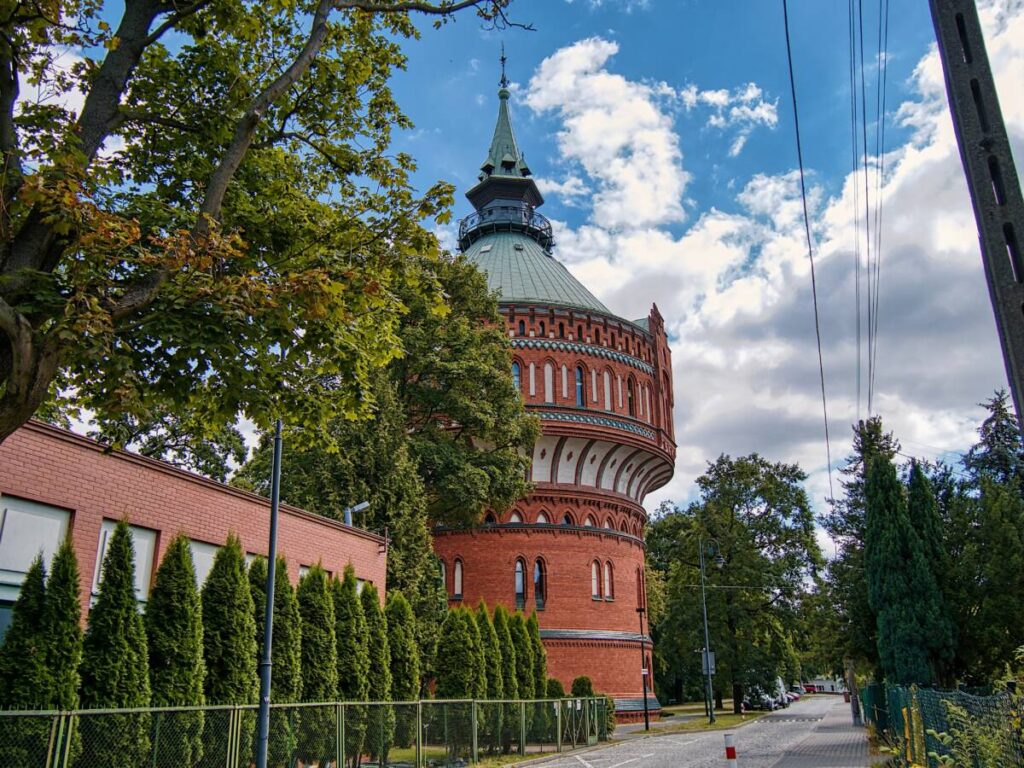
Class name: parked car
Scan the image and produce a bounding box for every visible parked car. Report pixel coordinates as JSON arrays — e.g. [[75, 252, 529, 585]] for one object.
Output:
[[744, 689, 778, 711]]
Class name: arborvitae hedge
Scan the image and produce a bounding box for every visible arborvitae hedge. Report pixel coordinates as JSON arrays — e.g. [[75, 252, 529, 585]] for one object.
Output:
[[361, 582, 394, 762], [465, 606, 487, 699], [43, 540, 82, 711], [79, 521, 151, 766], [200, 534, 256, 767], [436, 608, 475, 698], [510, 612, 535, 700], [146, 534, 205, 767], [333, 566, 369, 767], [0, 556, 52, 766], [249, 555, 302, 766], [546, 678, 566, 698], [527, 612, 546, 699], [492, 604, 518, 753], [386, 591, 420, 749], [475, 602, 503, 754], [296, 564, 337, 765], [570, 676, 594, 697]]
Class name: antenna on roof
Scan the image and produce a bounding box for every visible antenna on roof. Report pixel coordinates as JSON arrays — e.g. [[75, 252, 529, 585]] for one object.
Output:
[[500, 43, 509, 89]]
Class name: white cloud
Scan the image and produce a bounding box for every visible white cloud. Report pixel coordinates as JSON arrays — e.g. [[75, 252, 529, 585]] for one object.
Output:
[[524, 38, 688, 229], [527, 1, 1023, 542]]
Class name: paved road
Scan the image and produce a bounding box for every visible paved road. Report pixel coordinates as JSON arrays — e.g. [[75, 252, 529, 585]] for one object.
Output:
[[538, 696, 870, 768]]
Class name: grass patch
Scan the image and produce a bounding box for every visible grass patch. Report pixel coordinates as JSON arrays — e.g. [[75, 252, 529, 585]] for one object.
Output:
[[649, 711, 766, 734]]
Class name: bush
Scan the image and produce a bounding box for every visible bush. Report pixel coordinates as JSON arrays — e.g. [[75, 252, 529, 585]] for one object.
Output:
[[333, 567, 369, 767], [546, 678, 566, 698], [296, 564, 337, 766], [79, 521, 151, 766], [386, 591, 420, 749], [362, 582, 394, 763], [571, 676, 595, 697]]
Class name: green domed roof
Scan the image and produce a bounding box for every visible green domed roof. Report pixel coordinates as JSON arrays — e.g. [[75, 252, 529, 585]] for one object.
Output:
[[464, 230, 611, 314]]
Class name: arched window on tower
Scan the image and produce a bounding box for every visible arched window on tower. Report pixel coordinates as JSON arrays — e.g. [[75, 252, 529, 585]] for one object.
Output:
[[575, 366, 585, 407], [627, 378, 636, 417], [518, 320, 525, 336], [562, 512, 574, 526], [440, 560, 447, 592], [559, 322, 565, 338], [515, 558, 526, 610], [453, 559, 463, 599], [534, 559, 547, 610], [584, 515, 596, 527], [577, 324, 584, 341], [591, 560, 602, 600], [512, 362, 521, 392], [594, 328, 601, 344], [539, 320, 546, 337], [604, 561, 614, 600], [536, 511, 549, 524], [509, 510, 523, 523], [484, 512, 496, 524], [544, 362, 554, 403]]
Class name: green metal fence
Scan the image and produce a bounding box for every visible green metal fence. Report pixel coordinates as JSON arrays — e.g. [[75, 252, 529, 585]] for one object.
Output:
[[0, 696, 607, 767], [860, 683, 1023, 767]]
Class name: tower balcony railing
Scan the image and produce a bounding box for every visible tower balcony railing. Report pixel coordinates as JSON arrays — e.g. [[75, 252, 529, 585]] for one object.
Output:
[[458, 201, 554, 251]]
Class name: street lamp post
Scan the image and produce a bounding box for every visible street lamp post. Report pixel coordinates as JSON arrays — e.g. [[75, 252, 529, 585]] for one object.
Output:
[[698, 536, 723, 725], [636, 606, 650, 731]]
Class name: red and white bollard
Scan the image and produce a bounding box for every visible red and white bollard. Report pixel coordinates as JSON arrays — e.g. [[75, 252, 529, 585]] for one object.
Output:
[[724, 732, 738, 766]]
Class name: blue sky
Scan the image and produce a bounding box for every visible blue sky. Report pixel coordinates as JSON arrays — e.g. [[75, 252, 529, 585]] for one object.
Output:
[[378, 0, 1023, 532]]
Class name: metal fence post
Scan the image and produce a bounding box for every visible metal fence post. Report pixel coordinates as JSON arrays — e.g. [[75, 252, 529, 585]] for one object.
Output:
[[416, 701, 423, 768], [519, 700, 527, 755], [336, 703, 344, 768], [471, 700, 479, 764], [555, 700, 562, 753]]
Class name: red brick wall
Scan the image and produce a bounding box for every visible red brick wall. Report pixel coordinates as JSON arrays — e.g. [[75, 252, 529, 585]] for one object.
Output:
[[0, 422, 387, 619]]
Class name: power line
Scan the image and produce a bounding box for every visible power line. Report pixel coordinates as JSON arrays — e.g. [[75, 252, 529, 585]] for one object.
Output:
[[858, 0, 876, 414], [848, 0, 863, 422], [782, 0, 835, 502], [870, 0, 890, 404]]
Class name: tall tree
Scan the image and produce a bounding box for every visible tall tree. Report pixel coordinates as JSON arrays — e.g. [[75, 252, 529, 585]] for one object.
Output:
[[906, 461, 956, 683], [465, 604, 487, 699], [200, 534, 256, 767], [333, 567, 369, 768], [361, 582, 394, 763], [42, 540, 82, 712], [0, 0, 521, 447], [296, 564, 338, 766], [648, 454, 822, 712], [146, 534, 205, 767], [964, 390, 1024, 487], [386, 591, 420, 749], [492, 605, 518, 754], [510, 612, 535, 702], [249, 555, 302, 766], [865, 455, 935, 685], [0, 557, 51, 766], [527, 612, 546, 700], [435, 608, 475, 699], [79, 521, 151, 766]]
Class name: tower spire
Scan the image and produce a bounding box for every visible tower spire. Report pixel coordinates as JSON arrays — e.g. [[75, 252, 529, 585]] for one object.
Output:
[[500, 43, 509, 89]]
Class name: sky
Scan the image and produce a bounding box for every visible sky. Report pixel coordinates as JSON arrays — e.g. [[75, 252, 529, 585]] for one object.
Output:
[[381, 0, 1024, 542]]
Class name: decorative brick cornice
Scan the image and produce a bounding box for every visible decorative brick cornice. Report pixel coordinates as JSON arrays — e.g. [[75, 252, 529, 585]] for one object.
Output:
[[511, 338, 654, 375], [540, 629, 652, 644], [432, 523, 645, 548], [534, 409, 657, 440]]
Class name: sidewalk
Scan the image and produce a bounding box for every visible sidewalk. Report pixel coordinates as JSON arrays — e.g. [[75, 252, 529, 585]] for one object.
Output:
[[770, 698, 874, 767]]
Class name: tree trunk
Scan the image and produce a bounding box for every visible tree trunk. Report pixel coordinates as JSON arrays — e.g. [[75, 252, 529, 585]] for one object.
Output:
[[732, 682, 743, 715], [714, 689, 723, 711]]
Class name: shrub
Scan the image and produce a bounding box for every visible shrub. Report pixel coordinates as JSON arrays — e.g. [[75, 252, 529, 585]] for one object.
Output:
[[296, 564, 337, 766], [361, 582, 394, 763]]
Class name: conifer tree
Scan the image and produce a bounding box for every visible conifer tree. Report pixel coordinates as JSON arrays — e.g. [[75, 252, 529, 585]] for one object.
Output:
[[475, 601, 504, 754], [146, 534, 205, 767], [386, 591, 420, 749], [361, 582, 394, 763], [200, 534, 257, 767], [249, 555, 302, 766], [465, 605, 487, 699], [570, 677, 594, 697], [865, 456, 933, 684], [333, 567, 369, 767], [492, 605, 518, 753], [0, 556, 51, 766], [43, 540, 82, 711], [296, 564, 338, 766], [436, 608, 474, 697], [79, 521, 151, 766], [527, 612, 546, 699], [510, 612, 535, 701], [546, 679, 565, 698], [907, 462, 956, 682]]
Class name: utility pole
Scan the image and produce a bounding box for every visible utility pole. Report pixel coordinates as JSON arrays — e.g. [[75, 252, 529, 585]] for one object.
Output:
[[636, 606, 650, 731], [929, 0, 1024, 426]]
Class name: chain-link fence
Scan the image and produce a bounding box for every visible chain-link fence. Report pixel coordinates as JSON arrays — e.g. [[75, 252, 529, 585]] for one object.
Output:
[[860, 683, 1023, 767], [0, 696, 607, 767]]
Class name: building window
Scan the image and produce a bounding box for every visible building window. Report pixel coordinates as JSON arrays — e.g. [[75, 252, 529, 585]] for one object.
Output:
[[536, 512, 549, 524], [584, 515, 596, 527], [539, 321, 546, 337], [603, 370, 612, 410], [559, 322, 565, 338], [575, 366, 585, 407], [188, 540, 219, 587], [512, 362, 521, 391], [509, 511, 523, 523], [562, 512, 574, 526], [534, 559, 547, 610], [604, 518, 614, 530], [453, 559, 464, 599], [561, 364, 568, 399], [591, 560, 601, 600], [92, 519, 157, 603], [518, 320, 526, 336], [0, 496, 71, 590], [484, 512, 497, 524], [577, 324, 584, 341], [627, 379, 636, 417], [604, 561, 614, 600], [440, 560, 446, 591], [544, 362, 554, 403], [594, 328, 601, 344], [515, 558, 526, 610]]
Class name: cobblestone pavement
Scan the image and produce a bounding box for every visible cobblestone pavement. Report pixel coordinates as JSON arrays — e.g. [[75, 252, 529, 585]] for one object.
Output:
[[535, 696, 870, 768]]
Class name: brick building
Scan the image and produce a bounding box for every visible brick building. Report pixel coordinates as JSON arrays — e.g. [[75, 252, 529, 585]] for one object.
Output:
[[432, 80, 676, 719], [0, 420, 387, 635]]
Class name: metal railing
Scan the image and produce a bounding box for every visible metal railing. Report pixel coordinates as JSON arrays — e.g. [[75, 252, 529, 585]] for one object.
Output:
[[457, 203, 555, 251], [0, 696, 607, 767]]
